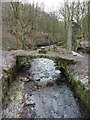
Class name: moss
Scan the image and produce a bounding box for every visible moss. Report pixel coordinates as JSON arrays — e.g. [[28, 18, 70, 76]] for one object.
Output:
[[2, 67, 16, 102], [38, 49, 47, 54], [5, 69, 16, 84], [53, 45, 58, 52], [47, 47, 50, 51], [46, 82, 54, 87], [56, 64, 90, 111], [2, 77, 9, 98], [67, 74, 90, 111], [9, 82, 24, 102]]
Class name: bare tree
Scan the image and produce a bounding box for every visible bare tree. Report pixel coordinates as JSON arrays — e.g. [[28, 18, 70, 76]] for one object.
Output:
[[10, 2, 20, 49]]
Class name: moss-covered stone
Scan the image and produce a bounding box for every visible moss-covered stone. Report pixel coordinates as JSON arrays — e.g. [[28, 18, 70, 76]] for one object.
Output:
[[2, 67, 16, 101], [54, 62, 90, 112], [38, 49, 47, 54], [65, 72, 90, 112]]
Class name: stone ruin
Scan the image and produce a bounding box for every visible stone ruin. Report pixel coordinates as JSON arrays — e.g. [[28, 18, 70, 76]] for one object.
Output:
[[71, 20, 81, 51]]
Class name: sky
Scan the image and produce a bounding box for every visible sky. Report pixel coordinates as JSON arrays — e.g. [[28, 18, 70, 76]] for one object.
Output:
[[20, 0, 87, 12], [26, 0, 61, 12], [1, 0, 87, 12]]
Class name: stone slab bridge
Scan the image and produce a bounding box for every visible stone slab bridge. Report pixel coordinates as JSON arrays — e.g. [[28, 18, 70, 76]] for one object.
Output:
[[0, 49, 90, 112]]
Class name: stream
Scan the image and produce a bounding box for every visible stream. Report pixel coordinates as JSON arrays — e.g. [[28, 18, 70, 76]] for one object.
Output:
[[2, 58, 89, 118]]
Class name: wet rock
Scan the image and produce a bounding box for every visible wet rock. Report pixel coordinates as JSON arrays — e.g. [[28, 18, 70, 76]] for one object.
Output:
[[46, 82, 54, 87]]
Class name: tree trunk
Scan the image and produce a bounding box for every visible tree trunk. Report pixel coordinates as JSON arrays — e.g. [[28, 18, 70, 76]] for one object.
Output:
[[15, 19, 19, 49], [67, 21, 72, 52]]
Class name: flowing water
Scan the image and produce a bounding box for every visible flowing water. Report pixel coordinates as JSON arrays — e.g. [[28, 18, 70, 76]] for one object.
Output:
[[2, 58, 88, 118]]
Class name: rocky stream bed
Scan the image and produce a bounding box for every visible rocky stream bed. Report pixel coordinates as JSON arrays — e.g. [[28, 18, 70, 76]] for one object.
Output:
[[2, 58, 90, 118]]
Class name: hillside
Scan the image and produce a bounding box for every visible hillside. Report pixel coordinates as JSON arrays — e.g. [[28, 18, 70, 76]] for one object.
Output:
[[2, 2, 64, 50]]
